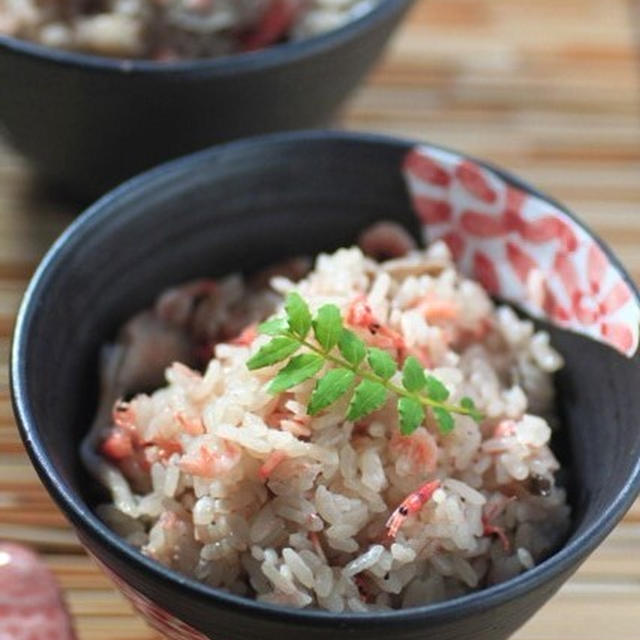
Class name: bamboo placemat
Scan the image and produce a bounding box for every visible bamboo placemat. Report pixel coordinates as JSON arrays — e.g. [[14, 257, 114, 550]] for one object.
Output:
[[1, 0, 639, 638]]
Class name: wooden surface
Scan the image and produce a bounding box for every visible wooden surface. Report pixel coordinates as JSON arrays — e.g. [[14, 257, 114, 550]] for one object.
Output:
[[1, 0, 639, 637]]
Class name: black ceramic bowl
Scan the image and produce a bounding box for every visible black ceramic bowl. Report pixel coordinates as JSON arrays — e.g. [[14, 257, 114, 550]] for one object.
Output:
[[0, 1, 412, 201], [11, 131, 640, 640]]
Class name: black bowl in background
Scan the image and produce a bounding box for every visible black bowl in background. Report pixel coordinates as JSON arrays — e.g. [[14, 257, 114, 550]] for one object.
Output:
[[11, 131, 640, 640], [0, 0, 413, 201]]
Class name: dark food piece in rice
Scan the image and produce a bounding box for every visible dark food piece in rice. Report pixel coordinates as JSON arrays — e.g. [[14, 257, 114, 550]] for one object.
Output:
[[528, 473, 553, 497], [357, 221, 417, 260]]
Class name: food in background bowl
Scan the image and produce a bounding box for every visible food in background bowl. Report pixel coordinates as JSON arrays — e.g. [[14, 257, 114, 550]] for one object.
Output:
[[0, 0, 380, 60], [85, 223, 569, 611], [0, 2, 413, 198]]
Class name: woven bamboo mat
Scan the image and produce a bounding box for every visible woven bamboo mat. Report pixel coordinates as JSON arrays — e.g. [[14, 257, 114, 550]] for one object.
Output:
[[0, 0, 639, 638]]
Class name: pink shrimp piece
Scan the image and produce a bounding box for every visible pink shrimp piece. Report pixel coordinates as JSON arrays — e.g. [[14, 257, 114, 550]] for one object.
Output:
[[240, 0, 301, 51], [482, 497, 515, 552], [112, 399, 137, 435], [179, 442, 241, 478], [419, 298, 459, 322], [455, 317, 494, 350], [346, 296, 377, 328], [493, 419, 517, 438], [153, 438, 184, 461], [266, 410, 289, 428], [175, 412, 205, 436], [102, 400, 144, 462], [229, 323, 258, 346], [378, 325, 407, 352], [385, 480, 441, 538], [389, 429, 438, 475], [100, 429, 133, 461], [346, 297, 407, 353], [258, 451, 288, 481], [308, 531, 327, 562], [483, 521, 510, 553], [265, 406, 311, 437]]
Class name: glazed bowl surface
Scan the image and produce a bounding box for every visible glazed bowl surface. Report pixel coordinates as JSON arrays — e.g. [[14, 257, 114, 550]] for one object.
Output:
[[11, 130, 640, 640], [0, 0, 413, 200]]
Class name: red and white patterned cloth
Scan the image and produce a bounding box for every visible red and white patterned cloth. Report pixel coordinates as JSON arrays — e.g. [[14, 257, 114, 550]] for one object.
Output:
[[403, 146, 640, 357]]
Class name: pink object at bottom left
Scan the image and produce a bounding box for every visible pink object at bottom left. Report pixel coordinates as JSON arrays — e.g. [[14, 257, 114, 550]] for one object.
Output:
[[0, 542, 76, 640]]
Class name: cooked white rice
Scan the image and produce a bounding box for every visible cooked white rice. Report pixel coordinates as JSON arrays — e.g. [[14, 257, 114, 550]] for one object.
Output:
[[0, 0, 379, 60], [95, 241, 570, 611]]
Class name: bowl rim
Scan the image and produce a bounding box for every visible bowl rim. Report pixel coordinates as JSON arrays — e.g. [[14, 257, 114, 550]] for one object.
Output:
[[11, 129, 640, 627], [0, 0, 411, 75]]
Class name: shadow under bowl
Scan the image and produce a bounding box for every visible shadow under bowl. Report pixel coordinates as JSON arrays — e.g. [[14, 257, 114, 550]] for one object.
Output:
[[11, 130, 640, 640]]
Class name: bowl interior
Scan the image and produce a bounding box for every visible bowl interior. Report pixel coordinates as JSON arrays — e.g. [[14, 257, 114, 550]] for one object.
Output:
[[13, 134, 640, 631]]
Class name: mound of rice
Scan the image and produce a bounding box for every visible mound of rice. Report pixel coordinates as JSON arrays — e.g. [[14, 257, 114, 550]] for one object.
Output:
[[0, 0, 379, 60], [95, 241, 570, 611]]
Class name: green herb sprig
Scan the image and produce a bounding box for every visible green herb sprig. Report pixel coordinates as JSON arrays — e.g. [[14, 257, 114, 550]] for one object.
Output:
[[246, 292, 483, 435]]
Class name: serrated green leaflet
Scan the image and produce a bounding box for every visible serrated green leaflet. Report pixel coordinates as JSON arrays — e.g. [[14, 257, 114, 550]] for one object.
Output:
[[246, 337, 299, 370], [268, 354, 324, 394], [285, 292, 312, 338], [313, 304, 343, 352], [460, 396, 483, 422], [402, 356, 426, 392], [346, 380, 387, 421], [367, 347, 397, 380], [433, 407, 455, 433], [308, 368, 355, 415], [461, 396, 475, 410], [258, 317, 289, 336], [338, 329, 366, 366], [398, 397, 425, 435], [425, 375, 449, 402], [246, 291, 481, 435]]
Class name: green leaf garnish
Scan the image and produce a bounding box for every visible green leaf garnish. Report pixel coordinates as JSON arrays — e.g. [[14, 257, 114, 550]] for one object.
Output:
[[338, 329, 366, 366], [460, 396, 483, 422], [258, 317, 289, 336], [247, 294, 484, 435], [285, 292, 312, 338], [461, 396, 474, 410], [308, 368, 355, 415], [367, 347, 397, 380], [346, 380, 388, 421], [433, 407, 455, 433], [425, 375, 449, 402], [268, 354, 324, 393], [313, 304, 343, 352], [246, 337, 299, 370], [398, 397, 425, 435], [402, 356, 427, 392]]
